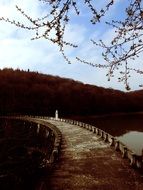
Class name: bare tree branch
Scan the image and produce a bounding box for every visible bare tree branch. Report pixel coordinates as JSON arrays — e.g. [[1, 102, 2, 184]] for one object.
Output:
[[2, 0, 143, 90]]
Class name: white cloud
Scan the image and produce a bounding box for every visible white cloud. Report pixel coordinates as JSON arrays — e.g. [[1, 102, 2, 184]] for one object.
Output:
[[0, 0, 142, 91]]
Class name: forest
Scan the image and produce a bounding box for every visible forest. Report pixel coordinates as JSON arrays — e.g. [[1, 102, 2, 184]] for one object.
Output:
[[0, 68, 143, 117]]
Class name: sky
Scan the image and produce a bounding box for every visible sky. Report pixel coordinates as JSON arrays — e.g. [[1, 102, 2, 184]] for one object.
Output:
[[0, 0, 142, 91]]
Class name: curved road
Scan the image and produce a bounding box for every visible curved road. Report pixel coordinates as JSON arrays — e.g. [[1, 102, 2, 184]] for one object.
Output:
[[38, 119, 143, 190]]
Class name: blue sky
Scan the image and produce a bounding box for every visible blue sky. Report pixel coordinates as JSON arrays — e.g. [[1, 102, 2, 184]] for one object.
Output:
[[0, 0, 142, 91]]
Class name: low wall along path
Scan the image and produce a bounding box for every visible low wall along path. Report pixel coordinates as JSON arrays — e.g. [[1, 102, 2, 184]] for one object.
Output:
[[1, 116, 143, 189], [37, 118, 143, 190]]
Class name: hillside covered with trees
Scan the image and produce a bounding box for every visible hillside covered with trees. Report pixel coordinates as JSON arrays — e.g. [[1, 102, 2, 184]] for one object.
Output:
[[0, 68, 143, 117]]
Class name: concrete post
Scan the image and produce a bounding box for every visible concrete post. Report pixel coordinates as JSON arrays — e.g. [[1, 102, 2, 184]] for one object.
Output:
[[96, 128, 100, 135], [37, 123, 40, 134], [89, 125, 92, 131], [92, 127, 96, 133], [50, 148, 58, 163], [110, 137, 114, 146], [45, 130, 49, 138], [104, 133, 108, 142], [122, 147, 127, 158], [136, 156, 142, 168], [55, 110, 58, 120], [115, 141, 120, 151], [101, 131, 104, 138], [83, 123, 85, 128], [130, 153, 136, 167]]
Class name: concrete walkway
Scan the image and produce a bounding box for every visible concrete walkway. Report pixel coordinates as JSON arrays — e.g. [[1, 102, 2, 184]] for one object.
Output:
[[38, 120, 143, 190]]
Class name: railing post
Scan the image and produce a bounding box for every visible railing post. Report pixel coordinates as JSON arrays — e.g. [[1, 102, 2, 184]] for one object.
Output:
[[45, 130, 49, 138], [122, 147, 127, 158], [130, 153, 136, 167], [37, 123, 40, 134], [50, 148, 58, 163], [136, 156, 142, 169], [83, 123, 85, 128], [115, 141, 120, 151], [96, 128, 100, 135], [55, 110, 58, 120], [100, 131, 104, 138], [89, 125, 92, 131], [92, 127, 96, 133], [104, 133, 108, 142], [110, 137, 115, 146]]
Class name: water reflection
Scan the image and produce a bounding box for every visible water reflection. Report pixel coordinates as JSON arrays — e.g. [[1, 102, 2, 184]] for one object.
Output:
[[71, 113, 143, 155], [117, 131, 143, 155]]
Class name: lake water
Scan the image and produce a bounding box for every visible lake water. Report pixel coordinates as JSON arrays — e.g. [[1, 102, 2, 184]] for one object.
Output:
[[118, 131, 143, 155], [71, 113, 143, 155]]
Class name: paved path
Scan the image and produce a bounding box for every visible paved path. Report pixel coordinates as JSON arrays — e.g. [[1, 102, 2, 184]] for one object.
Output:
[[38, 119, 143, 190]]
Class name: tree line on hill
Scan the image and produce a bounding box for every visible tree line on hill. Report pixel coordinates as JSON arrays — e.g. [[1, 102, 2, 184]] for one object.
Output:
[[0, 68, 142, 117]]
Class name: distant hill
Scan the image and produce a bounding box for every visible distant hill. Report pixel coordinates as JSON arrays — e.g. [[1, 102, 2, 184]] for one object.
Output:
[[0, 68, 142, 116]]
